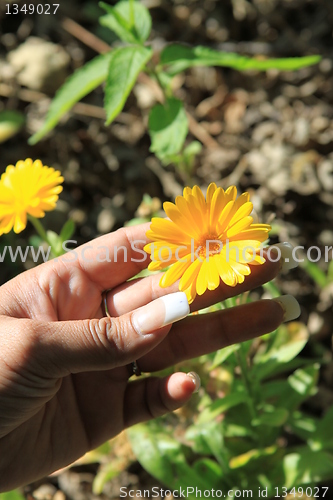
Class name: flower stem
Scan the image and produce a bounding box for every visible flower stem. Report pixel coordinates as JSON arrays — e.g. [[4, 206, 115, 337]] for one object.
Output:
[[28, 215, 49, 243], [236, 343, 258, 422], [146, 66, 169, 101]]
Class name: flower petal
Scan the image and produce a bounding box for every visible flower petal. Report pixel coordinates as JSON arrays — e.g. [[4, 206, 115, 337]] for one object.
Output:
[[196, 259, 209, 295], [214, 253, 237, 286], [179, 258, 202, 292], [160, 255, 192, 287], [210, 187, 225, 229]]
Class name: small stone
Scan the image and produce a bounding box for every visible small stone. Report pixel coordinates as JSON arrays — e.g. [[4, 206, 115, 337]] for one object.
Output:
[[134, 83, 156, 109], [97, 208, 116, 233], [319, 230, 333, 246], [308, 312, 325, 336], [69, 209, 87, 225], [292, 117, 310, 146], [8, 37, 70, 93], [319, 58, 333, 73], [252, 121, 278, 143], [53, 491, 66, 500], [318, 159, 333, 191], [32, 483, 57, 500], [312, 116, 330, 132]]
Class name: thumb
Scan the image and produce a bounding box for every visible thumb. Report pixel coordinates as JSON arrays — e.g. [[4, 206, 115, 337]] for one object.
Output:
[[21, 292, 189, 377]]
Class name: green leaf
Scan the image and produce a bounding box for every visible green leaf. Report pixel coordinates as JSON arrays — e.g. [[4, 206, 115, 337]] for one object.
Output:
[[262, 280, 280, 298], [59, 219, 75, 243], [210, 344, 240, 369], [253, 356, 317, 382], [229, 446, 278, 470], [253, 323, 309, 380], [46, 230, 62, 255], [127, 422, 214, 494], [193, 458, 223, 487], [282, 448, 333, 488], [29, 235, 43, 248], [0, 111, 25, 143], [160, 44, 321, 76], [100, 1, 152, 44], [198, 390, 249, 423], [309, 405, 333, 451], [282, 364, 319, 411], [327, 259, 333, 283], [183, 140, 202, 159], [300, 259, 328, 288], [104, 45, 152, 125], [92, 457, 124, 495], [224, 423, 256, 438], [0, 491, 25, 500], [149, 98, 188, 160], [186, 421, 229, 471], [288, 411, 319, 442], [127, 422, 182, 487], [255, 325, 308, 365], [288, 364, 319, 395], [29, 53, 112, 144], [252, 405, 289, 427], [260, 365, 319, 415]]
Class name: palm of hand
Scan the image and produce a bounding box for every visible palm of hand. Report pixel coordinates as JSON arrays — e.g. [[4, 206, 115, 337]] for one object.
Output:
[[0, 263, 131, 485]]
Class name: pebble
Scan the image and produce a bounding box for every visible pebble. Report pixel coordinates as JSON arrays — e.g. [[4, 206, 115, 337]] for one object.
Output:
[[97, 208, 116, 234], [8, 37, 70, 93], [31, 483, 57, 500]]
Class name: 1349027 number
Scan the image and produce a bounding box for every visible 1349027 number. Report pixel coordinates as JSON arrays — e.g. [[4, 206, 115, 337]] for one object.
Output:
[[6, 4, 60, 14], [275, 486, 329, 497]]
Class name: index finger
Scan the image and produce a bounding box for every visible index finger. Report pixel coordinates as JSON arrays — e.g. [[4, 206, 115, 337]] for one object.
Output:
[[138, 298, 285, 372], [104, 248, 281, 316]]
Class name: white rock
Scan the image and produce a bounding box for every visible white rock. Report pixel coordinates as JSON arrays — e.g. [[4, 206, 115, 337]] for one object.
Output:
[[8, 37, 70, 92]]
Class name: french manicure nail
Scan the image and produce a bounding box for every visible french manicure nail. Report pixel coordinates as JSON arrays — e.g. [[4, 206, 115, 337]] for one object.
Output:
[[273, 294, 301, 322], [132, 292, 190, 335], [186, 371, 201, 393], [270, 242, 299, 272]]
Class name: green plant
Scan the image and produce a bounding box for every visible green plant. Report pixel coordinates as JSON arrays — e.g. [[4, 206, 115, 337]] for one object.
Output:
[[126, 301, 331, 498], [300, 258, 333, 290], [0, 490, 25, 500], [29, 0, 321, 172], [0, 111, 25, 144]]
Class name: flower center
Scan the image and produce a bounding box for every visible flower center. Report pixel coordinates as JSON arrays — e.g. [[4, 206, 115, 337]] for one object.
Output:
[[197, 233, 222, 258]]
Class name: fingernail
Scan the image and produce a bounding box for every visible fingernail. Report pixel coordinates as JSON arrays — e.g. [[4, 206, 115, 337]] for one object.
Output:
[[186, 371, 201, 393], [269, 242, 299, 272], [132, 292, 190, 335], [273, 294, 301, 322]]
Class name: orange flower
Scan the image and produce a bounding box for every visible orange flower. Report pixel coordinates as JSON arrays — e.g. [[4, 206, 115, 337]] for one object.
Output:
[[0, 158, 64, 235], [144, 183, 271, 303]]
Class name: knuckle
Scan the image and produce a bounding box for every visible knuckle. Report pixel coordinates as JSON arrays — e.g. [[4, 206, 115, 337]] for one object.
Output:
[[168, 326, 188, 364], [86, 317, 127, 362], [145, 378, 170, 419]]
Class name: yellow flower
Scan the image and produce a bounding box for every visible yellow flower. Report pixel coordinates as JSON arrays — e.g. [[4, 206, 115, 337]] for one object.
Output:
[[144, 183, 271, 304], [0, 158, 64, 235]]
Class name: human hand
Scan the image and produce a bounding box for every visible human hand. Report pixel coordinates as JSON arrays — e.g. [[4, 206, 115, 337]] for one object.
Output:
[[0, 223, 298, 490]]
